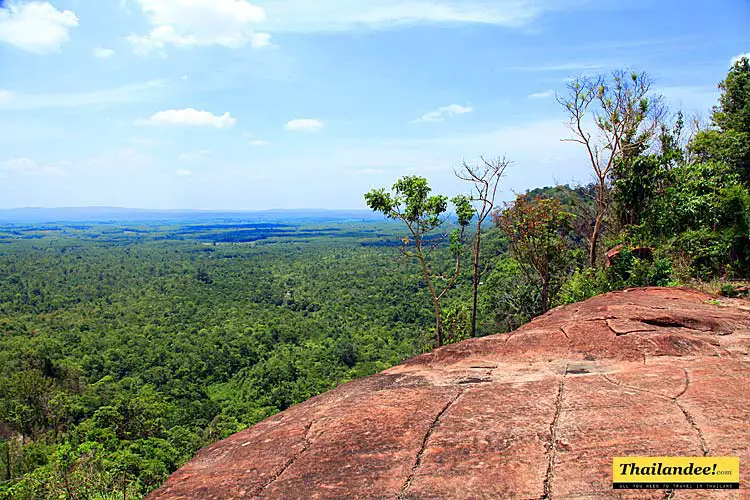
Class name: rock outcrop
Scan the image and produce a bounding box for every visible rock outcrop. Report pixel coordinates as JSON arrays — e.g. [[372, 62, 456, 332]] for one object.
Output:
[[148, 288, 750, 499]]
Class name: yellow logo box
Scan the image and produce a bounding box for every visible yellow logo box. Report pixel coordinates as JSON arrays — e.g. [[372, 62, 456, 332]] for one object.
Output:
[[613, 457, 740, 489]]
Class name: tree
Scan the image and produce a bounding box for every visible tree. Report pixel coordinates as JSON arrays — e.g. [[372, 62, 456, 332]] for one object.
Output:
[[0, 370, 55, 443], [714, 56, 750, 134], [612, 112, 684, 230], [667, 58, 750, 277], [690, 56, 750, 186], [365, 176, 474, 347], [455, 156, 510, 337], [494, 196, 572, 313], [558, 70, 663, 267], [481, 256, 541, 333]]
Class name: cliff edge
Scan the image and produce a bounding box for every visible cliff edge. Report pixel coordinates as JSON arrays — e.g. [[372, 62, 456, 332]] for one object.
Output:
[[148, 287, 750, 499]]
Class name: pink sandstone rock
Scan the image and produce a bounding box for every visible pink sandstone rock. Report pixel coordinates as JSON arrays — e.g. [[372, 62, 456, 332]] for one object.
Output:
[[148, 287, 750, 499]]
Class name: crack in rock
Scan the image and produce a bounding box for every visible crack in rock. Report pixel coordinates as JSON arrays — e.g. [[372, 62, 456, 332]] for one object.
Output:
[[601, 369, 690, 402], [566, 367, 589, 375], [601, 369, 710, 457], [457, 377, 491, 385], [605, 319, 657, 336], [252, 420, 314, 498], [674, 368, 690, 399], [641, 317, 712, 332], [541, 365, 568, 500], [559, 327, 570, 340], [676, 401, 710, 456], [398, 389, 464, 500]]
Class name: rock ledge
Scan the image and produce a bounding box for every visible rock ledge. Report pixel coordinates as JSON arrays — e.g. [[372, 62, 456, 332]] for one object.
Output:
[[148, 287, 750, 499]]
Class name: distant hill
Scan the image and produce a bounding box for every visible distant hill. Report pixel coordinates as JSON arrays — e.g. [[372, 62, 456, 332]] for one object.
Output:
[[0, 207, 385, 224], [524, 184, 596, 211]]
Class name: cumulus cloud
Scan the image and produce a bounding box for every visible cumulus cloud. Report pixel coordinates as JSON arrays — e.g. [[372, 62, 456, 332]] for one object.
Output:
[[0, 1, 78, 54], [138, 108, 237, 129], [415, 104, 472, 123], [730, 52, 750, 66], [285, 118, 324, 132], [249, 139, 269, 147], [93, 47, 115, 58], [175, 169, 193, 177], [128, 0, 271, 54], [528, 90, 554, 99]]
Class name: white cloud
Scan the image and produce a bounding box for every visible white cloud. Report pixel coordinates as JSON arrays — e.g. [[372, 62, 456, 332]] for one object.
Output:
[[178, 149, 212, 161], [93, 47, 115, 58], [243, 133, 270, 146], [0, 157, 66, 176], [285, 118, 324, 132], [175, 169, 193, 177], [125, 0, 566, 53], [257, 0, 546, 33], [0, 80, 165, 110], [528, 90, 554, 99], [249, 32, 272, 47], [0, 89, 13, 104], [730, 52, 750, 66], [138, 108, 237, 128], [415, 104, 472, 123], [0, 1, 79, 54], [128, 0, 271, 54]]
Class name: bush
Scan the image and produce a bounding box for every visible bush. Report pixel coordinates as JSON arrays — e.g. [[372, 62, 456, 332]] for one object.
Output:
[[558, 250, 674, 305]]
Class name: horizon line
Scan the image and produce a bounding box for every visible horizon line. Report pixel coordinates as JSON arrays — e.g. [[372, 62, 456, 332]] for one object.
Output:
[[0, 206, 374, 212]]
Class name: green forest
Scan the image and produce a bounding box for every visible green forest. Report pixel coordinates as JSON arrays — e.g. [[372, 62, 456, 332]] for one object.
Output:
[[1, 59, 749, 499]]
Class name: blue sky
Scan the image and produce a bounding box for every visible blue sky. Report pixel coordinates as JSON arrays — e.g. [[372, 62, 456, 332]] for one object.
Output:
[[0, 0, 748, 210]]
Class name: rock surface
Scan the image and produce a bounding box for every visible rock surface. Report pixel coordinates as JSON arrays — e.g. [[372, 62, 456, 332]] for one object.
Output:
[[148, 287, 750, 499]]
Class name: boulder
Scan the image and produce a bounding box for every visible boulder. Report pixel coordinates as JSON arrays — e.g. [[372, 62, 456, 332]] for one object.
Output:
[[604, 245, 654, 268]]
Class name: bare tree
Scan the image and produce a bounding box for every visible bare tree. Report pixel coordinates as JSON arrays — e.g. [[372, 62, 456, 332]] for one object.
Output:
[[558, 70, 664, 267], [455, 156, 510, 337]]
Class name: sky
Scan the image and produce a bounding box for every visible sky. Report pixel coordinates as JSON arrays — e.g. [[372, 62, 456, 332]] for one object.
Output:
[[0, 0, 748, 210]]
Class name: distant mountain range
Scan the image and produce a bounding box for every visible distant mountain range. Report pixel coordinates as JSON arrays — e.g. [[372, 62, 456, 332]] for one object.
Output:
[[0, 207, 385, 223]]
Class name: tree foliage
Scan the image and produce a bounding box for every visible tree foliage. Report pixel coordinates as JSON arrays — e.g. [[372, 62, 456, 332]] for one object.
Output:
[[494, 196, 573, 312], [365, 176, 474, 346], [0, 229, 442, 498]]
